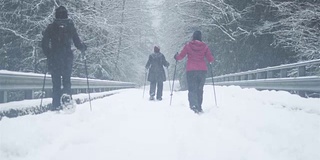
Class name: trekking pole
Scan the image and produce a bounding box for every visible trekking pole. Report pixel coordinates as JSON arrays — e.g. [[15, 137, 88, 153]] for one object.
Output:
[[209, 63, 218, 106], [143, 69, 147, 98], [170, 56, 178, 105], [166, 67, 172, 93], [82, 51, 92, 111], [39, 70, 47, 108]]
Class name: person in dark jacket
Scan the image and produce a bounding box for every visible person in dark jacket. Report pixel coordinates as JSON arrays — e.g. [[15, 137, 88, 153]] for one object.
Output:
[[41, 6, 87, 111], [145, 46, 169, 100], [174, 31, 214, 113]]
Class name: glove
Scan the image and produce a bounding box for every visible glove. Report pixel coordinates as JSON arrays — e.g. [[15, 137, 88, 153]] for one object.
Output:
[[174, 53, 178, 60]]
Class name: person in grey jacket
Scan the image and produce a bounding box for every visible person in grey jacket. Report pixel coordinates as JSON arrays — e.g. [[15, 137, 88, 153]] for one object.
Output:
[[145, 46, 169, 100]]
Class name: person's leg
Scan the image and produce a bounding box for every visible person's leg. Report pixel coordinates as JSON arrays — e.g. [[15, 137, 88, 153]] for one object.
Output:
[[149, 81, 156, 100], [62, 56, 73, 96], [196, 71, 207, 112], [51, 71, 62, 110], [156, 81, 163, 100], [187, 71, 198, 112], [62, 70, 72, 96]]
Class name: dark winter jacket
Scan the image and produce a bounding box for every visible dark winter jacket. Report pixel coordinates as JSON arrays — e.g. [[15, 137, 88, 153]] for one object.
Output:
[[41, 19, 86, 71], [146, 52, 169, 82]]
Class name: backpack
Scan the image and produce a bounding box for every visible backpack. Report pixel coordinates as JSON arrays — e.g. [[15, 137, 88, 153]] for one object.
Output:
[[51, 20, 72, 47]]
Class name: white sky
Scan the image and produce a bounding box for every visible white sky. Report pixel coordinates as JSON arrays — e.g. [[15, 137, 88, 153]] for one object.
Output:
[[0, 82, 320, 160], [147, 0, 164, 29]]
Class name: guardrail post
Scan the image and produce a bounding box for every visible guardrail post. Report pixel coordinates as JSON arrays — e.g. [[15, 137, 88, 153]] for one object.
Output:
[[267, 71, 274, 78], [298, 66, 306, 97], [0, 91, 8, 103], [46, 89, 52, 98], [280, 69, 287, 78], [241, 75, 247, 80], [72, 89, 77, 95], [25, 90, 34, 100], [298, 66, 306, 76], [257, 72, 266, 79]]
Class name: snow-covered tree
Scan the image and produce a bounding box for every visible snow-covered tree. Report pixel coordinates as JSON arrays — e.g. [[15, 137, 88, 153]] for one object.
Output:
[[0, 0, 157, 84], [158, 0, 241, 89], [0, 0, 54, 72], [255, 0, 320, 60]]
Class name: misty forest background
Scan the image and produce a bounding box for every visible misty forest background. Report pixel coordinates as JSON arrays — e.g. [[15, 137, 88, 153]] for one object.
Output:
[[1, 0, 319, 89]]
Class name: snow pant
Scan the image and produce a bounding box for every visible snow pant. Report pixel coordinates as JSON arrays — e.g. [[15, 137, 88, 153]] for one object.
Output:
[[149, 81, 163, 99], [50, 58, 73, 111], [186, 70, 207, 112]]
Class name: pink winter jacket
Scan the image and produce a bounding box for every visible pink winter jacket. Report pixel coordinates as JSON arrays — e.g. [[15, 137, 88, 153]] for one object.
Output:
[[176, 40, 214, 71]]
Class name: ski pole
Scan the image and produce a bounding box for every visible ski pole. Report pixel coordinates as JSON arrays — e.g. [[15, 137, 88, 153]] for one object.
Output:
[[166, 67, 172, 93], [83, 51, 92, 111], [170, 55, 178, 105], [39, 71, 47, 108], [209, 63, 218, 106], [143, 69, 147, 98]]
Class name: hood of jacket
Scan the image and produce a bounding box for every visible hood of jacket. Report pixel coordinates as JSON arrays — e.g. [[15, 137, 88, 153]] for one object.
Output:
[[188, 40, 207, 52], [151, 52, 163, 58]]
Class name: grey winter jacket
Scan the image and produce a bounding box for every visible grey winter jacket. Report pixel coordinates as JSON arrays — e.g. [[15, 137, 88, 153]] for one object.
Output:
[[145, 52, 169, 82]]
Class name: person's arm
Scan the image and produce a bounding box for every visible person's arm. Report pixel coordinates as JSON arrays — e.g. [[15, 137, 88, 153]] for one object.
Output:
[[145, 55, 151, 69], [41, 25, 51, 57], [162, 55, 169, 67], [71, 22, 86, 51], [205, 46, 214, 63], [175, 44, 188, 61]]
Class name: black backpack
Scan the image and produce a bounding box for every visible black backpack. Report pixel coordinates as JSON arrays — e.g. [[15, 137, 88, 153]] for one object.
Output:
[[51, 21, 72, 46]]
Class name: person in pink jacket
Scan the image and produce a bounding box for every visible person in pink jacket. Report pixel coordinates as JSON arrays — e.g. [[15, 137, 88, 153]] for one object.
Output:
[[174, 30, 214, 113]]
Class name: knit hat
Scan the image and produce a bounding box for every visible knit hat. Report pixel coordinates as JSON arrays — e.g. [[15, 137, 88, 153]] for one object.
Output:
[[192, 30, 202, 41], [55, 6, 68, 19], [154, 46, 160, 53]]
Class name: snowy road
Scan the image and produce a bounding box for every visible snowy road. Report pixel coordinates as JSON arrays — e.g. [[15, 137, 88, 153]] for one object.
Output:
[[0, 84, 320, 160]]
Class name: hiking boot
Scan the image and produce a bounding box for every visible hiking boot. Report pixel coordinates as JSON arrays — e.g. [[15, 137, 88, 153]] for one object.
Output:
[[50, 105, 60, 111], [190, 105, 197, 112], [157, 97, 162, 101], [149, 96, 155, 100], [196, 108, 204, 114]]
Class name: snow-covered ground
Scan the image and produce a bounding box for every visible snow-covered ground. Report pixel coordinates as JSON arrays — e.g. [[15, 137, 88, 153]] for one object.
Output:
[[0, 82, 319, 160]]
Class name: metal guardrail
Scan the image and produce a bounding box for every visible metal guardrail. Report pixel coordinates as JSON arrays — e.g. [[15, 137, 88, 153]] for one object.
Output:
[[206, 59, 320, 93], [0, 70, 136, 103]]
